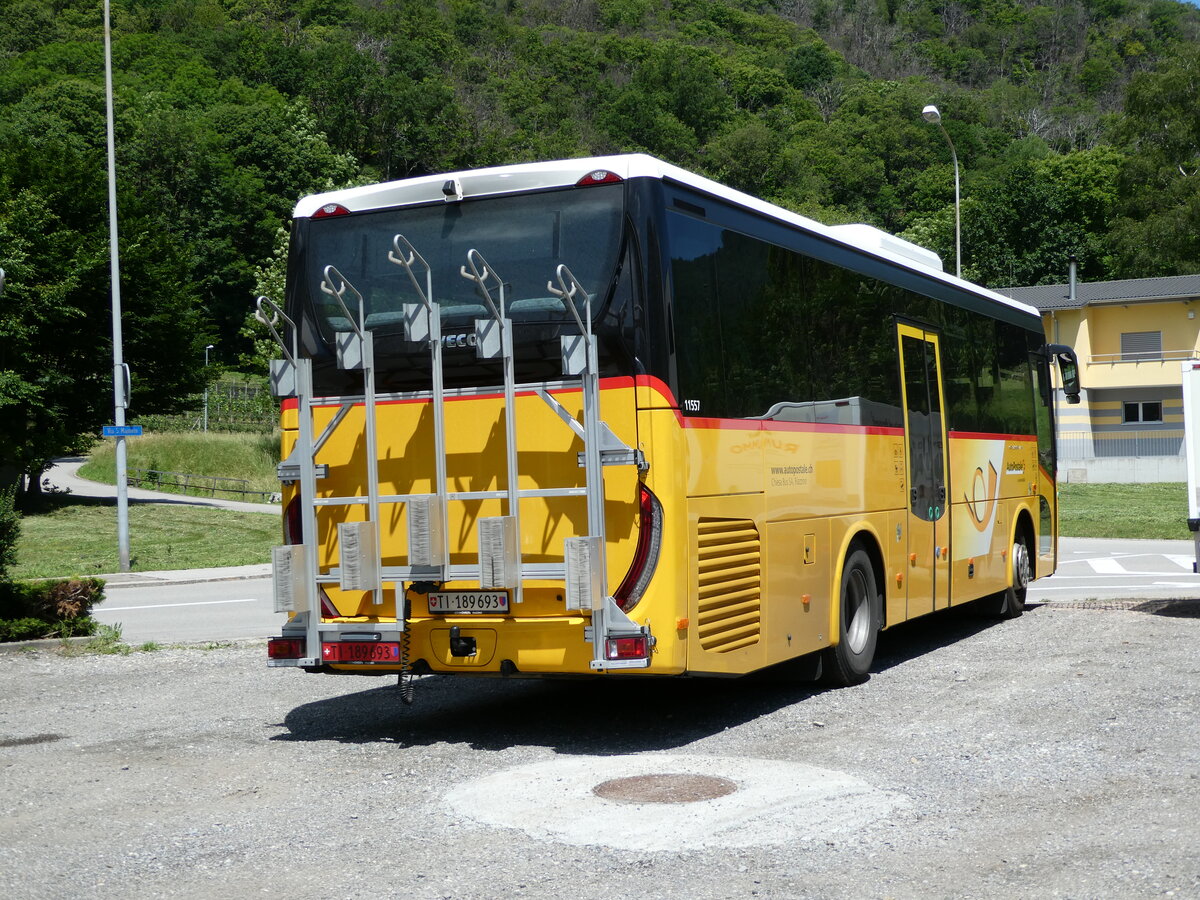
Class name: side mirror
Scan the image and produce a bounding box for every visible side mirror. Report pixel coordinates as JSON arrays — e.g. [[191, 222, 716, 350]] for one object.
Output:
[[1047, 343, 1081, 405]]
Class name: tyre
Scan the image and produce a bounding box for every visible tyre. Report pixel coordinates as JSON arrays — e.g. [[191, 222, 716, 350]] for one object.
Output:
[[979, 533, 1031, 619], [822, 546, 881, 687]]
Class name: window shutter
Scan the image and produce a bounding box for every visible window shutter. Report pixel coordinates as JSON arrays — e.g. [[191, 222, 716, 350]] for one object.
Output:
[[1121, 331, 1162, 360]]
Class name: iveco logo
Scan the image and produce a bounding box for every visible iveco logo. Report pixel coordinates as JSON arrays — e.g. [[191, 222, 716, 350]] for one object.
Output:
[[441, 333, 478, 349]]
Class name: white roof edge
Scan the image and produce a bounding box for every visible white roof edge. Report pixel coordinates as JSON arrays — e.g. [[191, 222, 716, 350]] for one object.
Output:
[[293, 154, 1040, 322]]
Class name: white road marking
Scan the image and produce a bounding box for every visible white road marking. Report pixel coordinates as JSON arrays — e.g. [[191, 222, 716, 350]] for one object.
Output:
[[1166, 554, 1195, 570], [1087, 558, 1128, 575], [1030, 583, 1185, 593], [99, 598, 260, 612], [1041, 573, 1200, 580]]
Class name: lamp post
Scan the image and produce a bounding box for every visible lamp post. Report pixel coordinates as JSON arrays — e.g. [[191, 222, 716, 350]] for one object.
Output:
[[203, 344, 214, 433], [104, 0, 131, 572], [922, 104, 961, 280]]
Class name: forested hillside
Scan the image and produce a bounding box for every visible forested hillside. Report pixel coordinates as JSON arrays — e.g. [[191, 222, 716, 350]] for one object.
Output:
[[2, 0, 1199, 481]]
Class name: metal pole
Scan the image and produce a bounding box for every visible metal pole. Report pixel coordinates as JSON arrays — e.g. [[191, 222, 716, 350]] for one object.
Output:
[[950, 138, 961, 280], [203, 344, 213, 432], [922, 105, 961, 279], [104, 0, 130, 572]]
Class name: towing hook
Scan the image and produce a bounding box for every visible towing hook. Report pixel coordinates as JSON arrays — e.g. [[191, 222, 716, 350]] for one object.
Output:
[[448, 625, 477, 658]]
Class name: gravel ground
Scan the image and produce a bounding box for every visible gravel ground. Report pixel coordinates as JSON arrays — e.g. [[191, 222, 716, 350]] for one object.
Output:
[[2, 603, 1198, 900]]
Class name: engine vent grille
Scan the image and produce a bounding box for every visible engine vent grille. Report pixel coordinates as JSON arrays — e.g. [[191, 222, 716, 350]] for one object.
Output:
[[696, 518, 761, 653]]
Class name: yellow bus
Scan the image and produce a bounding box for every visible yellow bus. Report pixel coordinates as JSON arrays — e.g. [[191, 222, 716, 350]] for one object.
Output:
[[264, 154, 1080, 690]]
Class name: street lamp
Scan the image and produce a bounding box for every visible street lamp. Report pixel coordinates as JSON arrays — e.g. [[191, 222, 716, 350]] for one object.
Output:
[[104, 0, 131, 572], [203, 344, 215, 433], [922, 104, 961, 280]]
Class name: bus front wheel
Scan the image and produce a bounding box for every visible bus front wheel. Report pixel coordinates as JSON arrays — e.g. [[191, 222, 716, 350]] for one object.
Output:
[[980, 534, 1031, 619], [822, 547, 881, 687]]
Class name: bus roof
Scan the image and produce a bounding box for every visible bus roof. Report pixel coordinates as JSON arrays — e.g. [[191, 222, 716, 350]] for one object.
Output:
[[294, 154, 1041, 323]]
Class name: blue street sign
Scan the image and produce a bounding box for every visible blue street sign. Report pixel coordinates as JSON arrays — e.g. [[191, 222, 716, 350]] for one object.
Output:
[[102, 425, 143, 437]]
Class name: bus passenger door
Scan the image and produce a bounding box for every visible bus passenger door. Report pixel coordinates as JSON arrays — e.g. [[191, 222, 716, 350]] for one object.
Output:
[[898, 324, 951, 618]]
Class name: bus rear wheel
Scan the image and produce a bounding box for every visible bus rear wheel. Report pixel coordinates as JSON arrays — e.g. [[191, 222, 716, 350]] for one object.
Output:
[[822, 547, 880, 687]]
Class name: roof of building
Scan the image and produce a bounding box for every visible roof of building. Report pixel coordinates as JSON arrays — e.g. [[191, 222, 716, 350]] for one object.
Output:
[[997, 274, 1200, 310]]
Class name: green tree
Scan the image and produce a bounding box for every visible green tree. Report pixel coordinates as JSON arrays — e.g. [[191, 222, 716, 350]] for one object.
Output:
[[1106, 44, 1200, 276]]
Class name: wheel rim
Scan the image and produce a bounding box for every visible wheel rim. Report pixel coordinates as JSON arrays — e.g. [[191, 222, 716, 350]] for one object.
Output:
[[1012, 541, 1031, 593], [845, 567, 872, 654]]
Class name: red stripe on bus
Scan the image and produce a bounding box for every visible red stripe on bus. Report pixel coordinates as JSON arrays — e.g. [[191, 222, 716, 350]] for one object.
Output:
[[281, 376, 639, 411], [677, 416, 903, 436], [947, 431, 1036, 442]]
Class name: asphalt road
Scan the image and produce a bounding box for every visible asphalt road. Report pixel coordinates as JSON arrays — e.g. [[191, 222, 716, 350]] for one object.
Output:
[[91, 576, 283, 644], [1030, 537, 1200, 603]]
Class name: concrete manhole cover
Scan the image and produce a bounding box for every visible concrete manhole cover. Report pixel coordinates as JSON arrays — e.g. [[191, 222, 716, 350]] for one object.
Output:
[[445, 753, 907, 852], [592, 773, 738, 803]]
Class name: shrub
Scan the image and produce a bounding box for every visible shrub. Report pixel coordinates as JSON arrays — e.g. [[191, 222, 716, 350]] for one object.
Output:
[[0, 486, 19, 581], [0, 577, 105, 642], [0, 617, 56, 642]]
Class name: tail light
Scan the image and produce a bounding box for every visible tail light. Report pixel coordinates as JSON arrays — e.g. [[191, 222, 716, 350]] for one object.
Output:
[[268, 637, 305, 659], [312, 203, 351, 218], [282, 497, 342, 618], [613, 484, 663, 612], [319, 587, 340, 619], [605, 635, 649, 660], [576, 170, 622, 186], [283, 496, 303, 545]]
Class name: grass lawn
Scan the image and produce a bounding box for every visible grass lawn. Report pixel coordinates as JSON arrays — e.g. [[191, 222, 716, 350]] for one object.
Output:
[[12, 495, 280, 579], [80, 432, 280, 498], [1058, 482, 1189, 541]]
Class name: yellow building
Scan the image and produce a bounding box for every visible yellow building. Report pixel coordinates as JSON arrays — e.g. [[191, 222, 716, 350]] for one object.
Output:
[[1001, 274, 1200, 483]]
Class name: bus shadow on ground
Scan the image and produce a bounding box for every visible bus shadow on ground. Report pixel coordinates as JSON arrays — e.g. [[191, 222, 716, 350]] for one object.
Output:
[[871, 604, 1004, 673], [275, 606, 1003, 752], [274, 673, 819, 753]]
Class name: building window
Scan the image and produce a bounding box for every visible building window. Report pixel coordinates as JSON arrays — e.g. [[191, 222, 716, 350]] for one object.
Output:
[[1120, 331, 1162, 361], [1123, 401, 1163, 423]]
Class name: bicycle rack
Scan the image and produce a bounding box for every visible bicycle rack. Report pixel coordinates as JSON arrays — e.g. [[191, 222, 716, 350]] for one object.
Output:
[[263, 237, 651, 670]]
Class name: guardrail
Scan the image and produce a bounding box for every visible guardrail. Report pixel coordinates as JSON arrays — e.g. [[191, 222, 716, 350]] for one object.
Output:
[[1087, 351, 1199, 364], [1058, 430, 1184, 460], [126, 468, 277, 503]]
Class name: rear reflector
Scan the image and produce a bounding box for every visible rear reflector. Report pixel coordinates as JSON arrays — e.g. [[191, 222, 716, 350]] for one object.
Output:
[[605, 635, 649, 660], [267, 637, 304, 659], [576, 170, 622, 186], [313, 203, 351, 218]]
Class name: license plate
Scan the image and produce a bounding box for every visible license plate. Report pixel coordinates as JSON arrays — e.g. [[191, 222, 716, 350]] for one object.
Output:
[[322, 641, 400, 663], [427, 590, 510, 614]]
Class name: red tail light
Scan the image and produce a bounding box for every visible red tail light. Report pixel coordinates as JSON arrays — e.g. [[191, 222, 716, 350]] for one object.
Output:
[[614, 484, 663, 612], [312, 203, 351, 218], [283, 496, 302, 545], [605, 635, 649, 660], [319, 587, 340, 619], [576, 170, 622, 186], [268, 637, 305, 659]]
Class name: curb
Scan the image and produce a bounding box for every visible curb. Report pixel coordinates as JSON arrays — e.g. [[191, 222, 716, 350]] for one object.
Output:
[[0, 636, 94, 654], [0, 636, 270, 654], [98, 571, 272, 588]]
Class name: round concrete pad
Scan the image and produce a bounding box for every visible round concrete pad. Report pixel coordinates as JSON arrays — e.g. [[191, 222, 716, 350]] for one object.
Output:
[[445, 754, 907, 852]]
